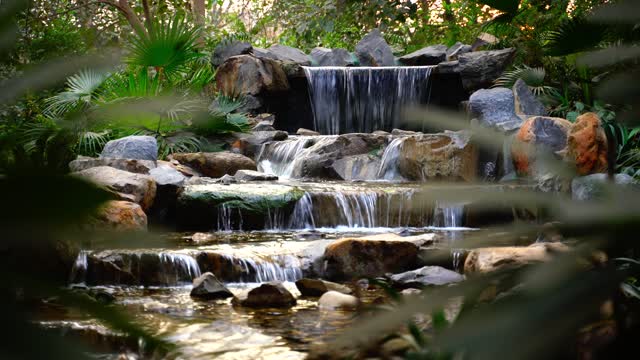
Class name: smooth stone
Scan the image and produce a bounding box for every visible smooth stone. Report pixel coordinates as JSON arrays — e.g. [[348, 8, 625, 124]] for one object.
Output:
[[190, 272, 233, 300], [318, 290, 358, 310], [169, 151, 257, 178], [87, 200, 147, 231], [234, 169, 278, 181], [232, 281, 296, 308], [469, 87, 522, 132], [295, 278, 352, 297], [149, 163, 186, 186], [101, 135, 158, 161], [73, 166, 156, 211], [297, 128, 320, 136], [390, 266, 465, 288], [464, 243, 569, 275]]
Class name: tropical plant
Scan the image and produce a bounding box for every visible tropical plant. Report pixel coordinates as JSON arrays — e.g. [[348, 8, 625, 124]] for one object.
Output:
[[494, 65, 557, 96]]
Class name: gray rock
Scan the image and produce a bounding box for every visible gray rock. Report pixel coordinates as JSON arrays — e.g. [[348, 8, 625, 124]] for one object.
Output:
[[211, 41, 252, 67], [252, 121, 276, 132], [310, 47, 355, 66], [190, 272, 233, 300], [355, 29, 395, 66], [69, 156, 156, 174], [266, 44, 311, 65], [149, 164, 186, 186], [391, 128, 421, 136], [331, 154, 380, 181], [234, 169, 278, 181], [469, 87, 523, 132], [232, 281, 296, 308], [398, 45, 447, 66], [435, 60, 459, 74], [458, 48, 516, 92], [318, 291, 358, 310], [219, 174, 237, 185], [447, 42, 472, 60], [74, 166, 157, 211], [297, 128, 320, 136], [513, 79, 546, 116], [101, 135, 158, 161], [215, 55, 289, 97], [390, 266, 464, 288], [572, 173, 637, 201], [295, 278, 352, 297]]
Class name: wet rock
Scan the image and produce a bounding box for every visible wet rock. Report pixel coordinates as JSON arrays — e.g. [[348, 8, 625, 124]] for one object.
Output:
[[373, 130, 391, 136], [463, 243, 569, 275], [189, 232, 217, 244], [295, 278, 352, 297], [567, 112, 608, 175], [211, 41, 252, 67], [310, 47, 355, 66], [147, 163, 186, 224], [169, 151, 256, 178], [190, 272, 233, 300], [74, 166, 156, 211], [101, 135, 158, 161], [331, 154, 380, 181], [215, 55, 289, 97], [390, 266, 464, 288], [436, 60, 459, 74], [297, 128, 320, 136], [234, 169, 278, 181], [447, 42, 472, 60], [87, 200, 147, 231], [149, 163, 186, 186], [265, 44, 310, 65], [355, 29, 395, 66], [219, 174, 236, 185], [252, 121, 276, 132], [458, 48, 516, 92], [398, 132, 477, 182], [69, 156, 156, 174], [162, 160, 201, 177], [323, 234, 421, 280], [231, 131, 288, 158], [176, 182, 304, 230], [511, 116, 572, 176], [318, 290, 358, 310], [232, 281, 296, 308], [513, 79, 546, 116], [469, 87, 522, 132], [572, 173, 637, 201], [392, 128, 421, 135], [399, 45, 447, 66]]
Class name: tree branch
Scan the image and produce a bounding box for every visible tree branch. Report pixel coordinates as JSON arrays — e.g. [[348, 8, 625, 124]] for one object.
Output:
[[97, 0, 148, 37]]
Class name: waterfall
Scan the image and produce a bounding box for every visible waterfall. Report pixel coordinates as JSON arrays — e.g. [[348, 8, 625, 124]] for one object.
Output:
[[432, 202, 465, 228], [157, 253, 202, 283], [288, 192, 315, 229], [257, 136, 335, 178], [376, 137, 406, 181], [69, 250, 90, 285], [220, 254, 303, 283], [303, 66, 434, 134]]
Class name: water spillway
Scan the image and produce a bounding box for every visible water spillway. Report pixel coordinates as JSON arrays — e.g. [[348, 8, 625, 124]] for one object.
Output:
[[303, 66, 434, 134]]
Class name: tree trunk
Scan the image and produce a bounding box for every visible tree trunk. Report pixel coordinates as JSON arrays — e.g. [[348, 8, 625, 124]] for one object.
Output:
[[191, 0, 206, 26], [98, 0, 148, 37]]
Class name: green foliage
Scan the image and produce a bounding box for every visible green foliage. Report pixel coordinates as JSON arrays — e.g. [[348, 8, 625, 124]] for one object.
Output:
[[494, 65, 557, 96]]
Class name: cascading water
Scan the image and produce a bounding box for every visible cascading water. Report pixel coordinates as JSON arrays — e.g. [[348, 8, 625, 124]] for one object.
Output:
[[69, 250, 90, 285], [432, 202, 465, 228], [157, 253, 202, 283], [220, 254, 303, 282], [303, 66, 434, 134], [257, 136, 317, 178], [376, 137, 406, 181]]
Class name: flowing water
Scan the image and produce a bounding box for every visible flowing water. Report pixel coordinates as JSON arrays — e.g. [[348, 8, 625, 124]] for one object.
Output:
[[303, 66, 434, 134]]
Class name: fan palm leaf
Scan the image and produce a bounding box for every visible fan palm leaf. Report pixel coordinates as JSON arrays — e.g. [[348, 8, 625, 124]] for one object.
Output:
[[44, 69, 109, 116]]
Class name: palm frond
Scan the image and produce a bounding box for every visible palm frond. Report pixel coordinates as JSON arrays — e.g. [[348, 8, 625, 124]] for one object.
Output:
[[44, 69, 109, 116], [74, 130, 111, 156], [544, 17, 607, 56], [494, 65, 556, 96]]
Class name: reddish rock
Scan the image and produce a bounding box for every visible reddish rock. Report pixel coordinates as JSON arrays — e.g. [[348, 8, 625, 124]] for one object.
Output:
[[89, 201, 147, 231], [463, 243, 569, 275], [567, 112, 608, 175], [169, 151, 256, 178], [512, 116, 573, 175]]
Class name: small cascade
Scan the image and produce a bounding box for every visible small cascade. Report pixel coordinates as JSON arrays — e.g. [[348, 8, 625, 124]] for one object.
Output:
[[452, 249, 465, 272], [257, 137, 314, 178], [376, 137, 406, 181], [288, 193, 315, 229], [220, 254, 303, 283], [303, 66, 434, 134], [217, 203, 238, 231], [432, 202, 465, 228], [157, 253, 202, 283], [69, 250, 90, 285]]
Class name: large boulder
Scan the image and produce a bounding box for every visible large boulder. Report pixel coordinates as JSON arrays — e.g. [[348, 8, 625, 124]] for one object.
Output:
[[464, 243, 569, 275], [566, 113, 608, 175], [295, 278, 352, 297], [211, 41, 252, 67], [447, 42, 472, 61], [331, 154, 381, 181], [215, 55, 289, 98], [147, 163, 186, 224], [232, 281, 296, 308], [176, 182, 304, 230], [323, 234, 421, 280], [101, 135, 158, 161], [399, 45, 447, 66], [318, 291, 359, 310], [310, 47, 355, 66], [74, 166, 156, 211], [389, 266, 464, 289], [457, 48, 516, 92], [169, 151, 256, 178], [149, 163, 186, 187], [511, 116, 573, 175], [231, 130, 288, 158], [513, 79, 546, 116], [355, 29, 395, 66], [69, 156, 156, 174], [572, 173, 637, 201], [265, 44, 311, 65], [398, 132, 477, 182], [469, 87, 522, 132], [190, 272, 233, 300], [87, 200, 147, 231]]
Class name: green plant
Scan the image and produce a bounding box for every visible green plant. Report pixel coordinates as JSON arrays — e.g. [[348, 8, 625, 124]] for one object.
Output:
[[494, 65, 557, 96]]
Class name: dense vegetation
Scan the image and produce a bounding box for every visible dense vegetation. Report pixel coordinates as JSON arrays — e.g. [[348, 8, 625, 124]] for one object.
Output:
[[1, 0, 640, 359]]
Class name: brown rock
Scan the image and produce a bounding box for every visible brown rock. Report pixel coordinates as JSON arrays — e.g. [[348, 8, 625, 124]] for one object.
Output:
[[463, 243, 569, 275], [74, 166, 156, 211], [566, 112, 608, 175], [323, 234, 420, 280], [232, 281, 296, 308], [318, 291, 359, 310], [398, 132, 477, 181], [511, 116, 573, 175], [169, 152, 256, 178], [215, 55, 289, 96], [295, 278, 352, 297], [88, 201, 147, 231]]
